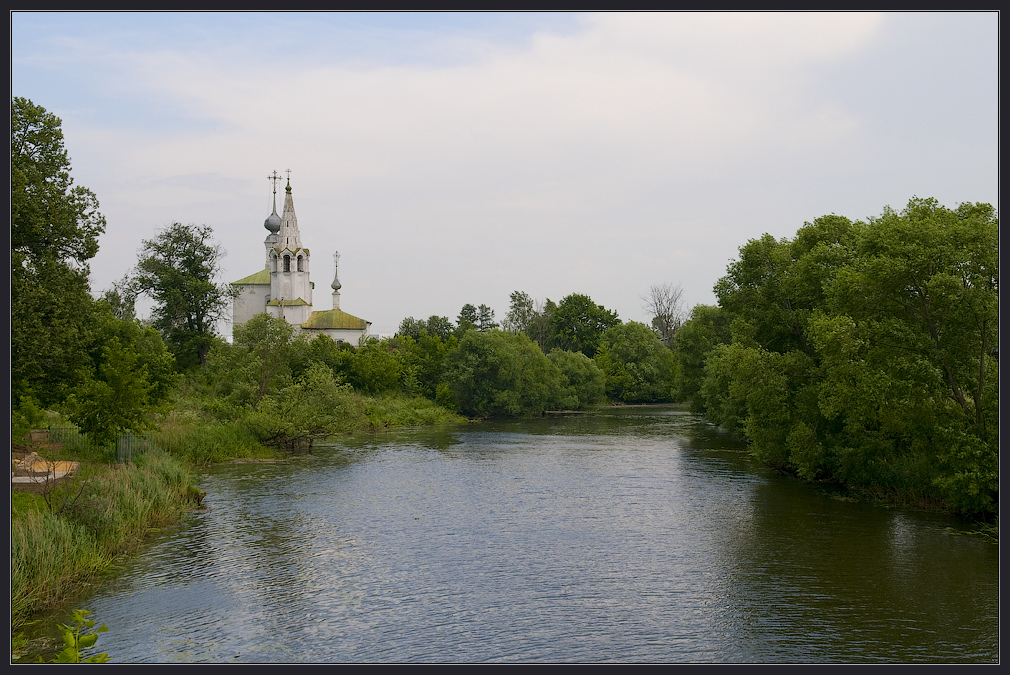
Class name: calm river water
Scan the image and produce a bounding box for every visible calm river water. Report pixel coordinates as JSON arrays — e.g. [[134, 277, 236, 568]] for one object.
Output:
[[29, 407, 999, 663]]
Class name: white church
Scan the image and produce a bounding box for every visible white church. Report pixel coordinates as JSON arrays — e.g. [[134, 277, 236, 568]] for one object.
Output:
[[232, 172, 372, 344]]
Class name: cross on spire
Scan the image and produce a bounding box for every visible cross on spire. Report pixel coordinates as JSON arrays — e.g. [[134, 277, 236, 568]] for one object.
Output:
[[267, 170, 282, 194]]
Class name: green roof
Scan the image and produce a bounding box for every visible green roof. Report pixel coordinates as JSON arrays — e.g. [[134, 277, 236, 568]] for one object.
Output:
[[233, 268, 270, 285], [303, 308, 370, 330]]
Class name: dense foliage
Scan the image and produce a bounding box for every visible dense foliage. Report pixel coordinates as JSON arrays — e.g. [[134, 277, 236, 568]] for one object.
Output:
[[674, 199, 998, 516]]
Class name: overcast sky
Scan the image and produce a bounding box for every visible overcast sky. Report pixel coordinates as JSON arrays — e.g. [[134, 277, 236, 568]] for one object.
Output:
[[11, 11, 999, 336]]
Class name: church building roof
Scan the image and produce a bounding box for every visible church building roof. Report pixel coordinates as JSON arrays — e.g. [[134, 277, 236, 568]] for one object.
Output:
[[303, 308, 370, 330], [233, 268, 271, 285]]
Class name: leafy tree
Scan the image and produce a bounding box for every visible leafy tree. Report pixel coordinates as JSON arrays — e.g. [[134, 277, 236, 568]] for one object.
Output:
[[550, 293, 621, 358], [11, 97, 105, 275], [528, 298, 556, 352], [549, 349, 606, 410], [503, 290, 536, 334], [672, 304, 732, 409], [11, 97, 107, 406], [242, 362, 366, 449], [397, 316, 428, 341], [425, 315, 455, 342], [132, 222, 234, 369], [232, 313, 298, 403], [594, 321, 676, 403], [694, 198, 998, 515], [62, 306, 178, 447], [395, 332, 459, 400], [346, 339, 403, 395], [443, 330, 562, 418], [456, 303, 478, 337]]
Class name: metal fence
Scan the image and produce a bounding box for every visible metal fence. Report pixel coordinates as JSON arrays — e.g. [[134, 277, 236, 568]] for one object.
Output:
[[47, 424, 94, 453], [116, 433, 153, 464], [44, 425, 153, 464]]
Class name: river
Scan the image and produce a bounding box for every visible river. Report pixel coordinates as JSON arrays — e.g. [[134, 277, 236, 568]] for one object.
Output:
[[24, 406, 1000, 663]]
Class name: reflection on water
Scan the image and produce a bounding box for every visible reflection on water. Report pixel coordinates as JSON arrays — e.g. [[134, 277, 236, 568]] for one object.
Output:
[[26, 407, 998, 663]]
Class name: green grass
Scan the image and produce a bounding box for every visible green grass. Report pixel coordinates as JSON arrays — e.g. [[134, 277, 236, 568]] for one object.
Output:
[[152, 412, 278, 465], [363, 394, 467, 430]]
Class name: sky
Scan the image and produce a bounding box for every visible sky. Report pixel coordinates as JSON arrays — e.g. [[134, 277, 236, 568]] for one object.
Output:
[[11, 11, 999, 337]]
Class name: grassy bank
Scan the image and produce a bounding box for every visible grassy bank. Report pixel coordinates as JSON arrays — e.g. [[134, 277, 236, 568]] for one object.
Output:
[[11, 449, 198, 635]]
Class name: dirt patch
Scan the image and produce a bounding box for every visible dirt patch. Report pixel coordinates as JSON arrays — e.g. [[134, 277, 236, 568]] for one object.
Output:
[[11, 442, 79, 493]]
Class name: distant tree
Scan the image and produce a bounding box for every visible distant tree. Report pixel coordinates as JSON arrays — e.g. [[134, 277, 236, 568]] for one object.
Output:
[[132, 223, 234, 369], [476, 304, 498, 331], [642, 282, 687, 346], [425, 315, 455, 341], [503, 291, 536, 334], [346, 339, 403, 395], [528, 298, 556, 351], [456, 303, 478, 337], [397, 316, 428, 341], [550, 293, 621, 358], [231, 313, 297, 404], [100, 275, 138, 322]]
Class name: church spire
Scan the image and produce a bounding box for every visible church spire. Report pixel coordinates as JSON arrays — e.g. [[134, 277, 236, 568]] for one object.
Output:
[[276, 168, 302, 251]]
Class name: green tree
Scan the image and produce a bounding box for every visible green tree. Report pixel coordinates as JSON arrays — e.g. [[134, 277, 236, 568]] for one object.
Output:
[[397, 316, 428, 341], [503, 290, 536, 334], [11, 97, 104, 275], [476, 303, 498, 332], [232, 313, 298, 403], [594, 321, 676, 403], [346, 338, 403, 395], [443, 330, 562, 418], [528, 298, 556, 352], [672, 304, 732, 409], [425, 315, 455, 342], [11, 97, 107, 406], [395, 332, 459, 400], [818, 198, 998, 513], [456, 303, 478, 337], [63, 307, 178, 447], [695, 198, 997, 515], [550, 293, 621, 358], [549, 349, 606, 410], [242, 362, 366, 449], [132, 222, 234, 369]]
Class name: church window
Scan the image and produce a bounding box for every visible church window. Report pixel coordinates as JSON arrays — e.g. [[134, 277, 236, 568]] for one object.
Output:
[[284, 255, 291, 272], [297, 255, 304, 272]]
